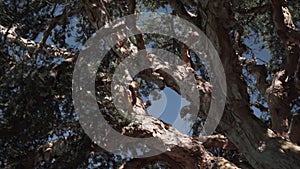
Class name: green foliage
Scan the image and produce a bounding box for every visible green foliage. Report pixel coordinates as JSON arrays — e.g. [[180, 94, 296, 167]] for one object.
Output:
[[0, 0, 299, 168]]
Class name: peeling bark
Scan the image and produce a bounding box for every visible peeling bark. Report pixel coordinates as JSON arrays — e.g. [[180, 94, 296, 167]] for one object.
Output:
[[266, 70, 290, 134], [7, 0, 300, 168], [270, 0, 300, 44], [120, 115, 239, 169], [198, 1, 300, 168]]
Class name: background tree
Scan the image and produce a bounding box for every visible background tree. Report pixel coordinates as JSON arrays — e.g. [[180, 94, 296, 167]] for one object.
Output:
[[0, 0, 299, 168]]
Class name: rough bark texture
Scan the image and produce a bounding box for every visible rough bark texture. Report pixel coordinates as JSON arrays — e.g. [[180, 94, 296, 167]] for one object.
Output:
[[1, 0, 300, 168], [169, 0, 300, 168]]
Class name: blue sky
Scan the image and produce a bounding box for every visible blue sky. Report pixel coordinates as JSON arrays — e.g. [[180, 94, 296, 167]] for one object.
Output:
[[30, 3, 274, 136]]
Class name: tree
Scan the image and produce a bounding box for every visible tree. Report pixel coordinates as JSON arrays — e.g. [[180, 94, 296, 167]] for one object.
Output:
[[0, 0, 300, 168]]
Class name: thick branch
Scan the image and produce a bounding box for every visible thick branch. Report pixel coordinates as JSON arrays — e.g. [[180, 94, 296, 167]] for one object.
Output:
[[296, 58, 300, 94], [121, 115, 239, 169], [289, 113, 300, 145], [199, 1, 300, 168], [245, 61, 268, 96], [270, 0, 300, 44], [0, 25, 75, 59], [202, 134, 236, 149], [79, 0, 110, 30]]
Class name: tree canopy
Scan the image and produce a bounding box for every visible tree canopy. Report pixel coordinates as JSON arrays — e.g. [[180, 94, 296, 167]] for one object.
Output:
[[0, 0, 300, 168]]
